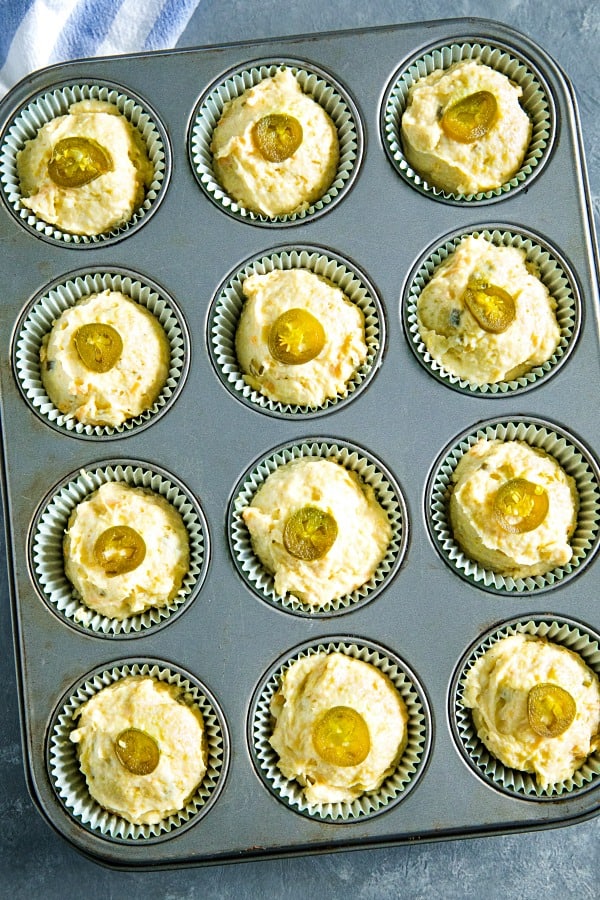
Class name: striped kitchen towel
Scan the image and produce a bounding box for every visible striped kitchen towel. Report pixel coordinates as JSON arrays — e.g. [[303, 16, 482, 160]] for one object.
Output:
[[0, 0, 203, 99]]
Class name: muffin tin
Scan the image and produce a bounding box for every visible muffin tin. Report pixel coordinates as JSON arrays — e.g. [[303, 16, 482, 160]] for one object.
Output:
[[0, 18, 599, 868]]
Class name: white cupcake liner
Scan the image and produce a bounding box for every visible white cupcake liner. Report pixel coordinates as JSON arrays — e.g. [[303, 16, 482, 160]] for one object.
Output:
[[47, 659, 229, 841], [228, 438, 408, 616], [0, 81, 169, 245], [451, 615, 600, 800], [248, 636, 431, 821], [427, 417, 600, 594], [13, 268, 189, 439], [189, 59, 362, 225], [29, 460, 209, 636], [208, 245, 384, 417], [381, 38, 554, 203], [403, 226, 580, 394]]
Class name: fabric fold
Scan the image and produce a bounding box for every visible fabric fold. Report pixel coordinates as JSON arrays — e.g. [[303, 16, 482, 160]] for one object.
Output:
[[0, 0, 203, 99]]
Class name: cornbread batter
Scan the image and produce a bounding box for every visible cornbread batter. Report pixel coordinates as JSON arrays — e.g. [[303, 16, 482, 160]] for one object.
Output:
[[401, 60, 531, 194], [70, 675, 206, 824], [270, 652, 408, 803], [64, 481, 189, 619], [236, 268, 367, 406], [449, 439, 578, 576], [211, 69, 339, 216], [41, 290, 170, 427], [17, 99, 153, 234], [463, 634, 600, 788], [417, 235, 560, 384], [242, 457, 391, 606]]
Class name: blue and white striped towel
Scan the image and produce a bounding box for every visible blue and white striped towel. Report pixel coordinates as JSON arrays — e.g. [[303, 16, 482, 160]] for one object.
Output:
[[0, 0, 203, 99]]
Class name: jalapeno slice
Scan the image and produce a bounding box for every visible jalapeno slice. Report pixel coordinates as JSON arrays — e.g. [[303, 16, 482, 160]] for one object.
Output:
[[440, 90, 498, 143], [114, 727, 160, 775], [73, 322, 123, 373], [268, 307, 326, 365], [283, 506, 338, 560], [312, 706, 371, 767], [94, 525, 146, 575], [462, 281, 516, 333], [252, 113, 303, 162], [492, 478, 549, 534], [527, 683, 577, 738], [48, 136, 113, 188]]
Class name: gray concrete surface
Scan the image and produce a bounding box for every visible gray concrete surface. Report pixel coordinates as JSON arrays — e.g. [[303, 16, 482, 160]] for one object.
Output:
[[1, 1, 599, 897]]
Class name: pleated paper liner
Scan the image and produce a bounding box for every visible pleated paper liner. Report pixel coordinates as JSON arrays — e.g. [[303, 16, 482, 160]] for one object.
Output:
[[228, 438, 408, 617], [208, 245, 385, 418], [29, 460, 209, 637], [381, 37, 554, 203], [0, 80, 169, 245], [248, 636, 431, 822], [188, 58, 362, 225], [427, 416, 600, 595], [13, 268, 189, 439], [403, 225, 580, 395], [47, 659, 229, 842], [451, 615, 600, 800]]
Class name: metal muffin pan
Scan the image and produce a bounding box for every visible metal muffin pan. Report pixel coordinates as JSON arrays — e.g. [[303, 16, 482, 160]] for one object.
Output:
[[0, 17, 599, 869]]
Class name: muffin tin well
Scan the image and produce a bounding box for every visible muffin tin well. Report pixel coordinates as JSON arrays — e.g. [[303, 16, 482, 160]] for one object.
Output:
[[381, 36, 555, 203], [402, 225, 581, 395], [208, 244, 384, 417], [28, 460, 210, 637], [450, 615, 600, 800], [13, 268, 190, 438], [189, 58, 362, 226], [228, 438, 407, 616], [1, 18, 599, 869], [248, 636, 431, 820], [0, 80, 170, 245], [426, 416, 600, 594], [47, 658, 229, 841]]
